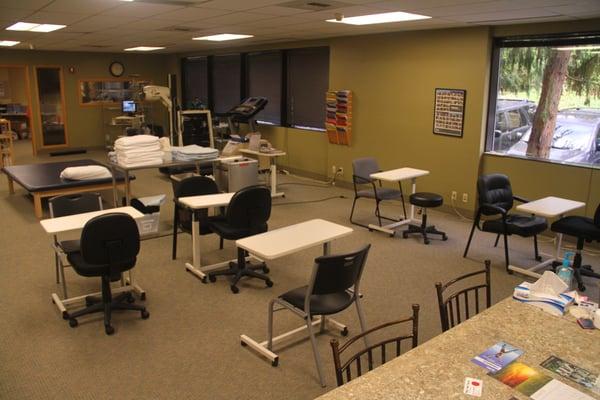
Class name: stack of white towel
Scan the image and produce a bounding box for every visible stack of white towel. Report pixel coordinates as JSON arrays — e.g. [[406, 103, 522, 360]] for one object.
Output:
[[114, 135, 163, 167], [171, 145, 219, 162]]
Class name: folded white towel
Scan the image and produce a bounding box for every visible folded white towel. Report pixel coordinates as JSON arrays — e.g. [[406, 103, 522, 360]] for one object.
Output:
[[60, 165, 112, 180], [114, 135, 159, 148]]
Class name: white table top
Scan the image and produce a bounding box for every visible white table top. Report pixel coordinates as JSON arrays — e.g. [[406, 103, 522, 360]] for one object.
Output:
[[240, 149, 286, 157], [40, 206, 144, 234], [370, 167, 429, 182], [516, 196, 585, 218], [178, 192, 234, 209], [236, 219, 353, 260]]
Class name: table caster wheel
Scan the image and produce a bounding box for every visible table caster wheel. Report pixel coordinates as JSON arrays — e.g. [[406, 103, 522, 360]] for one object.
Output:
[[141, 309, 150, 319], [442, 235, 448, 241], [341, 327, 349, 336], [272, 358, 279, 367], [241, 341, 247, 347], [69, 318, 78, 328], [262, 266, 270, 274], [230, 285, 239, 294], [105, 325, 115, 335], [424, 239, 430, 245], [266, 279, 273, 287], [389, 233, 394, 238], [85, 297, 94, 307], [140, 293, 146, 301], [62, 311, 69, 320], [201, 276, 208, 284], [402, 232, 408, 239], [368, 229, 373, 232], [209, 275, 217, 283]]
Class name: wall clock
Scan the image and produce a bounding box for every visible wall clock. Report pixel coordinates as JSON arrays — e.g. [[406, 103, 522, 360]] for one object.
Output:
[[109, 61, 124, 77]]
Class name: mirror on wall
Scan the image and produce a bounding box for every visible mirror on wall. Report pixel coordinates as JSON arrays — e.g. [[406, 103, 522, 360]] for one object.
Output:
[[35, 67, 67, 146]]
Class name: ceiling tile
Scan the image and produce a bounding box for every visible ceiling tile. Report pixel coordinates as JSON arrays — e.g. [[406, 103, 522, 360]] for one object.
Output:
[[0, 0, 52, 10], [26, 11, 89, 25], [40, 0, 122, 14], [154, 6, 231, 22], [64, 15, 140, 32], [200, 0, 288, 11], [252, 5, 313, 16], [446, 8, 559, 22], [0, 7, 36, 20], [101, 3, 185, 18], [195, 11, 275, 25]]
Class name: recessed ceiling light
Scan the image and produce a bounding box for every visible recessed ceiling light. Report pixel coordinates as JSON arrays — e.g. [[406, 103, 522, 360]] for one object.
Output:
[[6, 22, 66, 32], [193, 34, 254, 42], [124, 46, 165, 51], [0, 40, 20, 47], [326, 11, 430, 25]]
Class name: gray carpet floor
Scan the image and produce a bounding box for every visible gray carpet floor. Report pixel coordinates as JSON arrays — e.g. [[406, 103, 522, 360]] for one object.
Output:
[[1, 140, 598, 399]]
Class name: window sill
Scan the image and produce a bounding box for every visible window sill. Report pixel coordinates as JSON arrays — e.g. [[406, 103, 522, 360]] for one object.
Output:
[[483, 151, 600, 171]]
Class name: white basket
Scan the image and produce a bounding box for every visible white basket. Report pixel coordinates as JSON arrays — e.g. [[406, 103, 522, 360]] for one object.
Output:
[[137, 212, 160, 235]]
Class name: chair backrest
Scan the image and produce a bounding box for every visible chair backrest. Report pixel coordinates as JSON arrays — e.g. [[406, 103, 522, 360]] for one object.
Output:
[[309, 244, 371, 297], [80, 213, 140, 271], [477, 174, 514, 214], [330, 304, 419, 387], [594, 202, 600, 227], [173, 175, 219, 228], [435, 260, 491, 332], [49, 193, 103, 218], [225, 185, 271, 234], [352, 157, 379, 184]]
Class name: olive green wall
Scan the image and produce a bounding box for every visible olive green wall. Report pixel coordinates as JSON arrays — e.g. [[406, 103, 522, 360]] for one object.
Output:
[[0, 50, 172, 151]]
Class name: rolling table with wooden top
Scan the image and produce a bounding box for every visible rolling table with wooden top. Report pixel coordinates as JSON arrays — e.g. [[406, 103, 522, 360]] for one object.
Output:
[[368, 167, 430, 236], [40, 206, 146, 318], [238, 219, 353, 367], [318, 297, 600, 399], [509, 196, 585, 279]]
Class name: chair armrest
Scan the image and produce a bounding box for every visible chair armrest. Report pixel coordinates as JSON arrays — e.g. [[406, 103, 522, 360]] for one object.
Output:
[[513, 195, 529, 203], [352, 174, 371, 185], [479, 203, 507, 217]]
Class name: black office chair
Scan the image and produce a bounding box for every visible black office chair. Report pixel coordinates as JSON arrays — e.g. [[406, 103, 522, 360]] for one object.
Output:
[[66, 213, 149, 335], [49, 193, 103, 300], [463, 174, 547, 272], [350, 157, 406, 229], [435, 260, 491, 332], [330, 304, 419, 387], [171, 175, 223, 260], [551, 203, 600, 291], [207, 185, 272, 293], [266, 244, 371, 387]]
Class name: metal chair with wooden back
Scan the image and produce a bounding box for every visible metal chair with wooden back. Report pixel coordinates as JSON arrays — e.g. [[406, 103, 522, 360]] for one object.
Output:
[[330, 304, 419, 387], [435, 260, 491, 332]]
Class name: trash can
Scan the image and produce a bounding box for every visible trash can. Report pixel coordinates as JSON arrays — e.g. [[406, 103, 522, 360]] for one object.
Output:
[[131, 194, 166, 235], [215, 157, 258, 193]]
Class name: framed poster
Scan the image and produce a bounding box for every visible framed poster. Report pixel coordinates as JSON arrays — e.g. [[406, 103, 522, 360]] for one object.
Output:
[[433, 88, 466, 137], [78, 79, 150, 106]]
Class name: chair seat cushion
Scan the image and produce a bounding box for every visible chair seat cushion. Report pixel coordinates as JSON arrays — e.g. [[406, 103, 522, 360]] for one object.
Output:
[[208, 220, 267, 241], [551, 216, 600, 241], [58, 239, 80, 253], [409, 192, 443, 208], [357, 187, 402, 200], [180, 215, 225, 236], [280, 286, 353, 316], [482, 214, 547, 236], [67, 252, 136, 280]]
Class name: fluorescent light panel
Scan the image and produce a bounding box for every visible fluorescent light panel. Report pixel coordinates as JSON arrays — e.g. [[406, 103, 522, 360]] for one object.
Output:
[[6, 22, 65, 32], [0, 40, 20, 46], [193, 34, 253, 42], [124, 46, 165, 51], [326, 11, 430, 25]]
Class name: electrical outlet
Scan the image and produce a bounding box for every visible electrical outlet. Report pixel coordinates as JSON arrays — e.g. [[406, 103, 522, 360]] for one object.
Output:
[[462, 193, 468, 203], [337, 167, 344, 176], [451, 191, 457, 201]]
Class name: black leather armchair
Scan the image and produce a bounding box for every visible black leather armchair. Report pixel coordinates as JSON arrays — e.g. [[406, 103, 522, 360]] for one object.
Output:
[[463, 174, 548, 272]]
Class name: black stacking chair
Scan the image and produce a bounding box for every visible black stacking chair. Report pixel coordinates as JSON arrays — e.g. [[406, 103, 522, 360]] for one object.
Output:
[[207, 185, 272, 294], [49, 193, 103, 299], [267, 244, 371, 387], [435, 260, 491, 332], [463, 174, 547, 272], [66, 213, 149, 335], [350, 157, 406, 228], [551, 203, 600, 291], [171, 175, 223, 260], [330, 304, 419, 387]]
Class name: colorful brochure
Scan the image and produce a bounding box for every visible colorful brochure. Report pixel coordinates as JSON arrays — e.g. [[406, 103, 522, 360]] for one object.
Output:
[[471, 342, 524, 372]]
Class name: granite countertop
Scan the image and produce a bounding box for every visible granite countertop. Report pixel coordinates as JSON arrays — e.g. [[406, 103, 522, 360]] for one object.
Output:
[[317, 298, 600, 399]]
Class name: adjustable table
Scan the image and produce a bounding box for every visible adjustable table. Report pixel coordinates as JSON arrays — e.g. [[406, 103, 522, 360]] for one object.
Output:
[[239, 149, 286, 198], [368, 167, 430, 235], [40, 206, 146, 318], [238, 219, 353, 366]]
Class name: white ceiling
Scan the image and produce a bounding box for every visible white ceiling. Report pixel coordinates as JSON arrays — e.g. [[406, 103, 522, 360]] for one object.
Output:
[[0, 0, 598, 53]]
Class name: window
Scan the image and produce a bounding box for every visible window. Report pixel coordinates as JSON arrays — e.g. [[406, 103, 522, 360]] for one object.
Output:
[[212, 54, 241, 114], [247, 51, 282, 125], [486, 33, 600, 166], [181, 56, 208, 109], [287, 47, 329, 130]]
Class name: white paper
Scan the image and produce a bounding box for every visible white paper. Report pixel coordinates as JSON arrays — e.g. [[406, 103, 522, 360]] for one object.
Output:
[[530, 271, 567, 296], [531, 380, 594, 400]]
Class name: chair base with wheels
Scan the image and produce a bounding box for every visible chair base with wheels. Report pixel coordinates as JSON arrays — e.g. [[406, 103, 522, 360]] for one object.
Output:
[[67, 274, 149, 335], [402, 192, 447, 244], [208, 248, 273, 293]]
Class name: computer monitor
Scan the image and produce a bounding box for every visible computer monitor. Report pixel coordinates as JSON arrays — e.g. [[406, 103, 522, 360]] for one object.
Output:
[[122, 100, 137, 114]]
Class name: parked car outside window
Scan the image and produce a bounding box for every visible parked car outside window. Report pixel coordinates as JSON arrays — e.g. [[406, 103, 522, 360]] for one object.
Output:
[[492, 99, 536, 151]]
